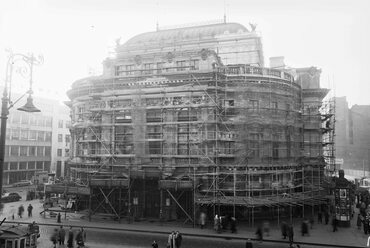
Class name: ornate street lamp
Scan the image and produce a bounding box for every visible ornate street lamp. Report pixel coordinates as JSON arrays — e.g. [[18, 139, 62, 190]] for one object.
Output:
[[0, 52, 43, 201]]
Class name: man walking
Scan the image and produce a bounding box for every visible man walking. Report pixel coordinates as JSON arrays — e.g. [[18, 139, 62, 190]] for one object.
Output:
[[67, 226, 74, 248], [18, 205, 24, 218], [288, 223, 294, 248], [27, 204, 33, 217], [59, 225, 66, 246]]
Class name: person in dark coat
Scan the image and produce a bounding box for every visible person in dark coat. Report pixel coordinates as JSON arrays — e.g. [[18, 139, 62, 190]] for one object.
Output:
[[288, 224, 294, 248], [332, 217, 338, 232], [67, 226, 74, 248], [58, 225, 66, 246], [255, 226, 263, 241], [357, 213, 363, 230], [151, 240, 159, 248], [318, 211, 322, 224], [57, 213, 62, 223], [230, 217, 237, 233], [175, 231, 182, 248], [27, 204, 33, 217], [50, 228, 58, 248], [18, 205, 24, 218], [324, 211, 329, 225], [281, 221, 288, 239]]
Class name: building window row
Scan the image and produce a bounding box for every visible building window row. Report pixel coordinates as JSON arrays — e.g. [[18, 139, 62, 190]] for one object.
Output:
[[5, 145, 51, 157], [9, 113, 52, 127], [3, 161, 51, 172], [6, 129, 52, 142], [115, 59, 200, 76]]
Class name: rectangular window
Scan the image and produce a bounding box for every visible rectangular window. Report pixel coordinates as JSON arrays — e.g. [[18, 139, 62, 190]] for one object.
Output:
[[11, 113, 21, 124], [11, 129, 19, 140], [28, 162, 35, 170], [10, 146, 19, 156], [20, 146, 28, 156], [36, 161, 43, 170], [65, 134, 71, 143], [143, 63, 153, 74], [10, 162, 18, 170], [58, 134, 63, 142], [29, 146, 36, 156], [45, 146, 51, 156], [66, 121, 71, 128], [250, 100, 259, 113], [176, 61, 186, 71], [58, 120, 64, 128], [45, 117, 52, 127], [45, 132, 52, 142], [20, 129, 28, 140], [57, 149, 63, 157], [37, 131, 45, 141], [30, 116, 37, 126], [37, 146, 44, 157], [190, 59, 199, 70], [56, 161, 62, 177], [157, 62, 165, 74], [21, 114, 29, 125], [115, 65, 125, 76], [19, 162, 27, 170], [37, 117, 44, 126], [4, 162, 9, 171], [126, 64, 135, 76], [29, 130, 37, 140], [44, 161, 51, 172]]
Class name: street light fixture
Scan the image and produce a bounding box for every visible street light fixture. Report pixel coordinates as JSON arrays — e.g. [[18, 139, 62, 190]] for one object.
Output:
[[0, 52, 43, 201]]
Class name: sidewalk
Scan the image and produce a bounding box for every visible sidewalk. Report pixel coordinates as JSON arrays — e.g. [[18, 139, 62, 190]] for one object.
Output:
[[2, 199, 369, 248]]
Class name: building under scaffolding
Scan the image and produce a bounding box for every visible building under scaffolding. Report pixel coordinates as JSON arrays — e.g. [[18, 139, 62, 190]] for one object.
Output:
[[65, 21, 335, 224]]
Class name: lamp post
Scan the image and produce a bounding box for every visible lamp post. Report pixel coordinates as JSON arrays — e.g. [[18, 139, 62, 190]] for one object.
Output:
[[0, 52, 42, 201]]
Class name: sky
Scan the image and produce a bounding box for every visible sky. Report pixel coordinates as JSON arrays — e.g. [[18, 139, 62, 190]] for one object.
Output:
[[0, 0, 369, 106]]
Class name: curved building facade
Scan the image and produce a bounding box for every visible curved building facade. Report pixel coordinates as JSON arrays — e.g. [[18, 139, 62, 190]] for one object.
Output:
[[67, 22, 328, 221]]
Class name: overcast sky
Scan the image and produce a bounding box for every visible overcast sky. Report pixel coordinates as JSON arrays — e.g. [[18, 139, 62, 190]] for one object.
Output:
[[0, 0, 369, 106]]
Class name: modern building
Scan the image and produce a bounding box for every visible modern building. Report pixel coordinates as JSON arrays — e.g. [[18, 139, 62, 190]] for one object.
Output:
[[66, 21, 332, 222], [2, 94, 71, 185], [335, 96, 370, 171]]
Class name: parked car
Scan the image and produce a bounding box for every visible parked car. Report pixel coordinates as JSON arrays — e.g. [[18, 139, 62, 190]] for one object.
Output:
[[1, 192, 21, 203], [12, 180, 33, 187]]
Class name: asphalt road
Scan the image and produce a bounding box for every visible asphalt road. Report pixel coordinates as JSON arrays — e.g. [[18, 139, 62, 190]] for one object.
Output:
[[36, 225, 321, 248]]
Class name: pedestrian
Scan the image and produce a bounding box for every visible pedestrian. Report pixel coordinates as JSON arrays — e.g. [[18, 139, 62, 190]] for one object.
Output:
[[151, 240, 159, 248], [255, 225, 263, 241], [263, 221, 270, 236], [27, 204, 33, 217], [230, 217, 237, 233], [309, 217, 314, 229], [67, 226, 74, 248], [324, 211, 329, 225], [281, 221, 288, 239], [59, 225, 66, 246], [18, 205, 24, 218], [332, 217, 338, 232], [175, 231, 182, 248], [357, 213, 363, 230], [50, 228, 58, 248], [301, 219, 310, 236], [318, 211, 322, 224], [199, 212, 206, 229], [167, 231, 176, 248], [75, 228, 84, 248], [57, 212, 62, 223], [288, 224, 294, 248]]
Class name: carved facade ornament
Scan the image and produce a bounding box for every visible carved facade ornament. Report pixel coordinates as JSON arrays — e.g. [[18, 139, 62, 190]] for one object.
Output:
[[200, 49, 209, 61], [166, 52, 174, 63]]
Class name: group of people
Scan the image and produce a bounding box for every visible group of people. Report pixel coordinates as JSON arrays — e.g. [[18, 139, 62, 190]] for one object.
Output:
[[212, 214, 237, 233], [167, 231, 182, 248], [13, 204, 33, 219], [51, 226, 86, 248]]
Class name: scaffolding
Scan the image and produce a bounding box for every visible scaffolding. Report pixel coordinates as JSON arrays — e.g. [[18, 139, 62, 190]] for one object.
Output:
[[66, 63, 333, 226]]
